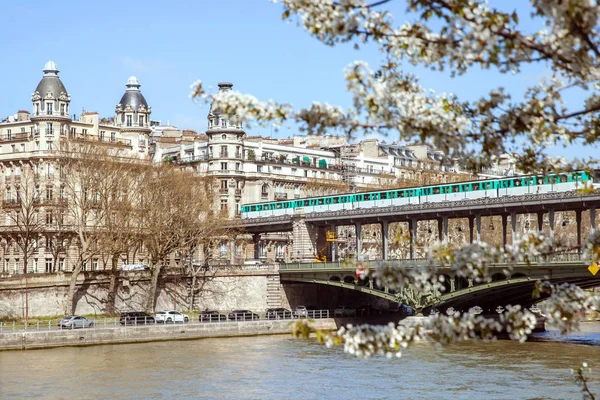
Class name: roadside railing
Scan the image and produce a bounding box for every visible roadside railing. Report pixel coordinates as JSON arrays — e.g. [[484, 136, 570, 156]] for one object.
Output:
[[0, 309, 331, 333]]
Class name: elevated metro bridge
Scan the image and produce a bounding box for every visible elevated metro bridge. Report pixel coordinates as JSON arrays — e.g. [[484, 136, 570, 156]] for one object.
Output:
[[234, 191, 600, 263]]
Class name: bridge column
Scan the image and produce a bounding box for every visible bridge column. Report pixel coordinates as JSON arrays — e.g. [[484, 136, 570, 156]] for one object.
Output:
[[437, 217, 448, 242], [537, 211, 544, 232], [468, 216, 475, 243], [475, 215, 481, 242], [591, 207, 596, 233], [501, 214, 508, 248], [381, 221, 389, 260], [355, 222, 362, 260], [252, 234, 260, 260], [291, 213, 318, 262], [409, 218, 417, 259], [576, 210, 582, 253], [330, 224, 337, 262], [511, 212, 517, 244], [549, 210, 555, 238]]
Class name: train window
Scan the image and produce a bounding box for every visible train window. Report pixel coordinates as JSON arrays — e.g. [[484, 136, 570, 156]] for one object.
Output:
[[399, 191, 405, 198], [365, 194, 371, 200], [303, 200, 309, 206], [451, 185, 458, 193], [333, 197, 339, 204], [432, 187, 439, 195], [380, 192, 387, 199], [250, 206, 255, 211], [560, 175, 568, 183], [276, 203, 282, 209], [484, 182, 491, 190], [515, 179, 521, 187], [318, 199, 324, 205], [340, 196, 347, 203], [472, 183, 479, 190]]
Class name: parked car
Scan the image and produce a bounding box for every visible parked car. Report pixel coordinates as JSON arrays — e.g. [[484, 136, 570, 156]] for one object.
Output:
[[356, 304, 382, 316], [58, 316, 94, 329], [154, 310, 189, 324], [119, 312, 155, 325], [294, 305, 318, 318], [199, 310, 227, 322], [334, 305, 356, 317], [227, 310, 260, 321], [266, 308, 291, 320]]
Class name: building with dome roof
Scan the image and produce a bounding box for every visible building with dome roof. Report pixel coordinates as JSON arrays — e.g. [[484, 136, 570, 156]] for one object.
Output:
[[0, 61, 155, 275]]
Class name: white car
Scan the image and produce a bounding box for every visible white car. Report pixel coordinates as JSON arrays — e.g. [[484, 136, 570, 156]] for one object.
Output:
[[155, 310, 189, 324]]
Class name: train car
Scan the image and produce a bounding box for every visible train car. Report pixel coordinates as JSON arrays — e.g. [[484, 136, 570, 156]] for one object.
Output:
[[240, 171, 597, 219]]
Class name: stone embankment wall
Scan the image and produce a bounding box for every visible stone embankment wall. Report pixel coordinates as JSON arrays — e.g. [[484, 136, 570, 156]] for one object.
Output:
[[0, 319, 337, 351], [0, 267, 281, 318]]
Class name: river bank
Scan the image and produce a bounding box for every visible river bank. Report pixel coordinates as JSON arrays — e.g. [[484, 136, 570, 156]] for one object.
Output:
[[0, 318, 337, 351]]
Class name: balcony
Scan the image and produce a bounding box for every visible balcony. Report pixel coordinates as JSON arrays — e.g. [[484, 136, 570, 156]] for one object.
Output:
[[219, 188, 229, 194], [174, 154, 209, 164], [274, 193, 288, 200], [0, 132, 30, 142], [65, 134, 131, 147], [31, 111, 70, 119]]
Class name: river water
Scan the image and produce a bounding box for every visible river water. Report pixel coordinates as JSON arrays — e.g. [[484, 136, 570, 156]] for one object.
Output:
[[1, 327, 599, 399]]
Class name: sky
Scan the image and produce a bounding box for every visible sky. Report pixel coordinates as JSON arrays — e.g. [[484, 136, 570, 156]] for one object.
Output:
[[0, 0, 595, 160]]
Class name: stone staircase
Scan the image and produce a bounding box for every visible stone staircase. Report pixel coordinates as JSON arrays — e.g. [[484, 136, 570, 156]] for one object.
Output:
[[266, 274, 282, 309]]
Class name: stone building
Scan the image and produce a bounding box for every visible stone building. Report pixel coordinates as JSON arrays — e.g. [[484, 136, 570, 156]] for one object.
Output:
[[0, 61, 153, 275]]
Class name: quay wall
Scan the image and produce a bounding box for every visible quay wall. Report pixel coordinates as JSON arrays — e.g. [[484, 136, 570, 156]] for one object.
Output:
[[0, 318, 337, 351], [0, 268, 279, 318]]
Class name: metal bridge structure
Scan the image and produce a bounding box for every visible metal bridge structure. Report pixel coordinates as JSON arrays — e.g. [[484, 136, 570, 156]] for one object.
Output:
[[234, 191, 600, 310], [278, 254, 599, 312]]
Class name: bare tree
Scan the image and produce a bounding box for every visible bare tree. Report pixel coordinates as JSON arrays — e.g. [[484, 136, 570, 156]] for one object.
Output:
[[59, 143, 113, 315], [139, 166, 224, 312], [4, 166, 44, 322]]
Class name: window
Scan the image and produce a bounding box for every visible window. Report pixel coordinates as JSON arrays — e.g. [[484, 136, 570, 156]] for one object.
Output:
[[11, 145, 15, 153], [220, 242, 228, 257], [235, 201, 240, 215], [276, 243, 285, 258], [236, 163, 240, 171], [111, 132, 116, 141], [45, 210, 53, 224], [259, 243, 267, 258], [220, 145, 228, 157], [7, 129, 11, 139], [257, 165, 262, 173], [100, 131, 105, 140], [46, 122, 53, 135], [46, 102, 53, 115], [60, 103, 65, 116], [70, 127, 76, 136], [221, 162, 227, 170], [126, 115, 132, 126], [221, 134, 227, 140], [46, 186, 53, 201], [45, 259, 53, 273], [139, 116, 144, 126], [221, 179, 228, 189], [92, 259, 98, 271], [58, 258, 65, 272], [47, 142, 53, 151], [5, 187, 11, 202], [3, 259, 8, 274], [20, 144, 25, 152], [221, 119, 226, 127]]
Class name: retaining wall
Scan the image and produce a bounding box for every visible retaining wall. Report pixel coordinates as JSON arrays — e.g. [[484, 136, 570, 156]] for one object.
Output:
[[0, 318, 337, 351]]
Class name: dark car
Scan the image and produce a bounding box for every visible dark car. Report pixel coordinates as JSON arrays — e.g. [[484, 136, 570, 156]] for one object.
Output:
[[356, 304, 383, 316], [227, 310, 260, 321], [120, 312, 155, 325], [199, 310, 227, 322], [266, 307, 291, 320]]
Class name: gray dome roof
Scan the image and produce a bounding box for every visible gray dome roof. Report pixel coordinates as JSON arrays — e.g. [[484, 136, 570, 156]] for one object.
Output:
[[34, 61, 69, 99], [118, 76, 148, 111]]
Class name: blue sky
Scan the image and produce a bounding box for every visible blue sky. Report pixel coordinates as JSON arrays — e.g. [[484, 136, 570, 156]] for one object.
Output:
[[0, 1, 594, 160]]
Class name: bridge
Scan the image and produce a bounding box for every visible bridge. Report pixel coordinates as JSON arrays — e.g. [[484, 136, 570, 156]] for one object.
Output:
[[234, 191, 600, 311], [278, 254, 599, 312], [237, 191, 600, 262]]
